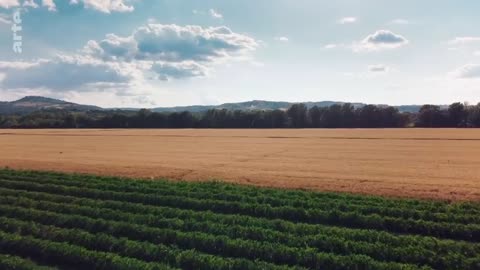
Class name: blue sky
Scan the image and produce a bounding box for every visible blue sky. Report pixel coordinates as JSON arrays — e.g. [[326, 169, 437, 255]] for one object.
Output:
[[0, 0, 479, 107]]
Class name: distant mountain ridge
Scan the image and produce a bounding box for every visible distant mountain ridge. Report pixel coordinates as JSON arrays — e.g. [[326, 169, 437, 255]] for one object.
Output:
[[150, 100, 368, 113], [0, 96, 435, 114], [150, 100, 431, 113], [0, 96, 101, 114]]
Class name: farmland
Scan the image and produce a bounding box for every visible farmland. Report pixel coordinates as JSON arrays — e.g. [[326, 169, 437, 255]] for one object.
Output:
[[0, 129, 480, 200], [0, 169, 479, 269]]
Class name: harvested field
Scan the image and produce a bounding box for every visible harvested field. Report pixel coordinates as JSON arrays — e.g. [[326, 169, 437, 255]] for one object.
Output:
[[0, 129, 479, 201]]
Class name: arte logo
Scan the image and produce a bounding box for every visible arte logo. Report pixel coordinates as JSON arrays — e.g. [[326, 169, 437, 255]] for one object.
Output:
[[12, 10, 22, 54]]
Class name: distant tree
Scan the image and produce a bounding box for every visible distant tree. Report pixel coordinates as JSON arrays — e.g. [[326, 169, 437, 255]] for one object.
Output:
[[64, 114, 77, 128], [76, 114, 95, 128], [199, 109, 228, 128], [467, 103, 480, 127], [308, 106, 322, 128], [146, 112, 168, 128], [250, 111, 268, 128], [132, 109, 152, 128], [341, 103, 356, 128], [229, 110, 247, 128], [287, 104, 308, 128], [379, 107, 405, 128], [269, 110, 287, 128], [357, 105, 381, 128], [448, 102, 468, 127], [2, 101, 480, 129], [4, 117, 19, 128], [416, 105, 448, 127], [322, 104, 343, 128], [168, 111, 195, 128]]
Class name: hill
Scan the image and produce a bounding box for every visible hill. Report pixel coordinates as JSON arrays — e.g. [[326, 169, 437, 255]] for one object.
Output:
[[151, 100, 422, 113], [1, 96, 431, 114], [0, 96, 101, 114]]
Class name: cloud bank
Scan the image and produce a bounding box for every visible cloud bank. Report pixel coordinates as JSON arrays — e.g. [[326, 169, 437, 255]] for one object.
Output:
[[0, 0, 138, 13], [70, 0, 135, 13], [86, 24, 257, 62], [0, 0, 20, 9], [0, 23, 258, 95], [0, 56, 135, 90]]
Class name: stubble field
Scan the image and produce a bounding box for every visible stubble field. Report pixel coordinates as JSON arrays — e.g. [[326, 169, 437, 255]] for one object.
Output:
[[0, 129, 479, 201]]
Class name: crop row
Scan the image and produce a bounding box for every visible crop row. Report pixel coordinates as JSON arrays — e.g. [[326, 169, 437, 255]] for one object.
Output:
[[2, 187, 477, 257], [0, 254, 58, 270], [0, 216, 302, 270], [2, 172, 478, 224], [2, 169, 478, 214], [0, 203, 429, 270], [0, 230, 176, 270], [1, 195, 478, 269], [0, 178, 478, 241]]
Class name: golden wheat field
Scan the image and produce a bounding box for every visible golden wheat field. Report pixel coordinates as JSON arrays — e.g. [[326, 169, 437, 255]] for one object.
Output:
[[1, 129, 479, 201]]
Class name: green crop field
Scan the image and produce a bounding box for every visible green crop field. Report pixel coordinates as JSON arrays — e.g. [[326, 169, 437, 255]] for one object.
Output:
[[0, 169, 479, 270]]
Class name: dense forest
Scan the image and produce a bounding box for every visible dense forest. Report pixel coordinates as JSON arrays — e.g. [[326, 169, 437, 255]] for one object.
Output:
[[1, 102, 480, 128]]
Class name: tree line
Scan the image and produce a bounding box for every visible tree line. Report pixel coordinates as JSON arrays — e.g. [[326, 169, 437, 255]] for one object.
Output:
[[1, 102, 480, 128]]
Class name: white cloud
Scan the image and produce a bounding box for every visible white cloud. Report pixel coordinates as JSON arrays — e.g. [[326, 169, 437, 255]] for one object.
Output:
[[450, 64, 480, 79], [448, 37, 480, 54], [192, 9, 224, 20], [84, 33, 137, 61], [69, 0, 135, 13], [22, 0, 38, 8], [475, 51, 480, 56], [338, 17, 357, 24], [368, 64, 389, 73], [275, 36, 289, 42], [0, 0, 55, 11], [209, 8, 223, 19], [0, 0, 20, 8], [355, 30, 409, 51], [0, 55, 135, 91], [322, 43, 352, 50], [343, 65, 392, 79], [0, 23, 258, 96], [449, 37, 480, 45], [86, 24, 258, 63], [130, 95, 155, 106], [323, 44, 338, 49], [390, 19, 410, 25], [151, 62, 208, 81], [2, 0, 135, 12], [0, 60, 42, 69], [42, 0, 55, 11], [0, 13, 11, 24]]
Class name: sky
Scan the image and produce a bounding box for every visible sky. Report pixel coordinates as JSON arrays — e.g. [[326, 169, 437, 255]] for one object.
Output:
[[0, 0, 479, 107]]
